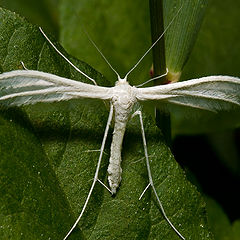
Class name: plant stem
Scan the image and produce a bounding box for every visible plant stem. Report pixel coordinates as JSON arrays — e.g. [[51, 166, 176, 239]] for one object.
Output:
[[149, 0, 171, 145]]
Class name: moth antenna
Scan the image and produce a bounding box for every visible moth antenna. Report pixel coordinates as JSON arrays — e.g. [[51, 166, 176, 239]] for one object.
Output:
[[82, 27, 121, 80], [39, 27, 97, 85], [136, 69, 168, 87], [124, 5, 182, 80]]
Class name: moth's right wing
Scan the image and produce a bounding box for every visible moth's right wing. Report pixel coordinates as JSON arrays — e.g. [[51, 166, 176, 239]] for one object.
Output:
[[136, 76, 240, 112], [0, 70, 112, 107]]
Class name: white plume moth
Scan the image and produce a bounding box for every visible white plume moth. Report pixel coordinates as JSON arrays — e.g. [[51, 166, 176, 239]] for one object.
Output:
[[1, 11, 240, 240]]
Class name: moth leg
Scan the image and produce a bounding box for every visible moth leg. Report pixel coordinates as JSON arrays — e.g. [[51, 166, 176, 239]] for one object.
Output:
[[97, 179, 112, 193], [63, 104, 113, 240], [84, 149, 108, 155], [139, 182, 150, 200], [133, 110, 185, 240], [135, 69, 168, 88], [20, 61, 29, 70]]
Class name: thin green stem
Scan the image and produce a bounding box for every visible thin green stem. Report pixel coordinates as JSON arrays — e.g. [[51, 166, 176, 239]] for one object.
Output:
[[149, 0, 171, 145], [149, 0, 166, 84]]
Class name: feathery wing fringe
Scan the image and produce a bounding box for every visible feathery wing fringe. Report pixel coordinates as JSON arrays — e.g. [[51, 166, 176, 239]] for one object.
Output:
[[0, 70, 111, 106], [137, 76, 240, 112]]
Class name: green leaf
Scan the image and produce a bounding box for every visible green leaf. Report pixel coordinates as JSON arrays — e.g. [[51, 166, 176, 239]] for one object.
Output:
[[0, 6, 213, 240], [232, 220, 240, 240], [164, 0, 208, 78], [205, 197, 232, 240], [0, 108, 78, 239], [205, 197, 240, 240], [183, 0, 240, 79]]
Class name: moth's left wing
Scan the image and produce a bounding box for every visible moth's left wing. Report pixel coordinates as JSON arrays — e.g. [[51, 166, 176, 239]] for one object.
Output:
[[136, 76, 240, 112], [0, 70, 112, 107]]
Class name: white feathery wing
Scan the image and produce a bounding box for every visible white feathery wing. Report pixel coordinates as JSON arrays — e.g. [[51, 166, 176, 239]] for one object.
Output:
[[0, 70, 111, 107], [1, 70, 240, 114], [137, 75, 240, 112]]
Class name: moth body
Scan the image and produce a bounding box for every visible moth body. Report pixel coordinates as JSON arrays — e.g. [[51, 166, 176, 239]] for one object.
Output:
[[108, 80, 137, 194]]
